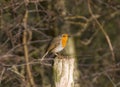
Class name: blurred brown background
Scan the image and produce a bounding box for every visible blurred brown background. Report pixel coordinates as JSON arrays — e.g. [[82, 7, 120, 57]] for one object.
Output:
[[0, 0, 120, 87]]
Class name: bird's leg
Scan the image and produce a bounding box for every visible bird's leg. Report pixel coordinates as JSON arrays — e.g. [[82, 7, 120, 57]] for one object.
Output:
[[54, 53, 58, 56], [54, 53, 63, 59]]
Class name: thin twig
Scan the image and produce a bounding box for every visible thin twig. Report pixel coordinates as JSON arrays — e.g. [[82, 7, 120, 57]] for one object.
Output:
[[23, 9, 35, 87], [0, 68, 5, 84], [87, 0, 115, 61], [104, 72, 116, 87]]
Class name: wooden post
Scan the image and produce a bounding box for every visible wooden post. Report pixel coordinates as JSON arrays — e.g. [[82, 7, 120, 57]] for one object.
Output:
[[53, 57, 74, 87]]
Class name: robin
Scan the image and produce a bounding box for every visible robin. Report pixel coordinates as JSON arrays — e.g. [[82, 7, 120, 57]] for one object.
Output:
[[41, 34, 69, 61]]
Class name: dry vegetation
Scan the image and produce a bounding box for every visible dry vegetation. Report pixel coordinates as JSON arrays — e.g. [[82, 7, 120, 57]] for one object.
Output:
[[0, 0, 120, 87]]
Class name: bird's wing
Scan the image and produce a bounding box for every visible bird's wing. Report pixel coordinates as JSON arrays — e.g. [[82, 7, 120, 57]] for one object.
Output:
[[47, 36, 61, 52]]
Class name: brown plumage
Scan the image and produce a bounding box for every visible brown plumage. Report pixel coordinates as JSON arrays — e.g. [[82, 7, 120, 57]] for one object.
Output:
[[41, 34, 68, 61]]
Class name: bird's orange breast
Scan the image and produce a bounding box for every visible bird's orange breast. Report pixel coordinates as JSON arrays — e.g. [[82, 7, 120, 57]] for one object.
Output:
[[61, 36, 68, 48]]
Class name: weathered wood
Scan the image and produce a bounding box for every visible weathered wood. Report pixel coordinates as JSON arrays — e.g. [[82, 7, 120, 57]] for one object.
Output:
[[53, 57, 74, 87]]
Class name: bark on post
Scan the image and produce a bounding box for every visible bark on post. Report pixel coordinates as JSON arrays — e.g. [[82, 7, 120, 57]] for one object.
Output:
[[53, 57, 74, 87]]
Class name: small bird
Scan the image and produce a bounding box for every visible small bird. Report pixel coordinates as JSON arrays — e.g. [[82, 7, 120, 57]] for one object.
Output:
[[41, 34, 69, 61]]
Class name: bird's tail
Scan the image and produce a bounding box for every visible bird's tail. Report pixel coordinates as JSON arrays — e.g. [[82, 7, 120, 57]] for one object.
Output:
[[41, 51, 49, 61]]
